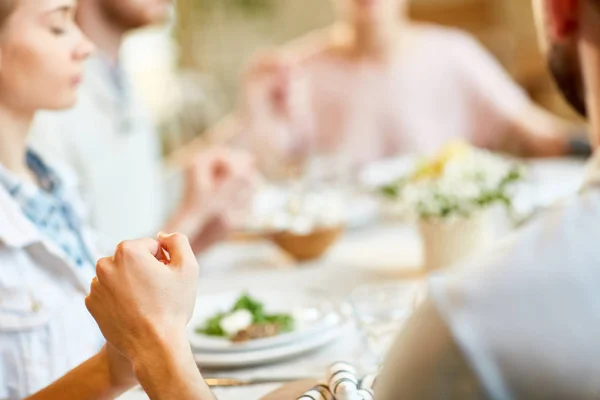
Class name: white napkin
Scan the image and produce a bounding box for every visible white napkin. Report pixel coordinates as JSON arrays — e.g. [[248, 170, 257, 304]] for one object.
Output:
[[297, 362, 376, 400]]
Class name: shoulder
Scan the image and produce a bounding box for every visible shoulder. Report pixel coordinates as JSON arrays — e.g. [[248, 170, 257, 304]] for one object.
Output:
[[429, 190, 600, 396], [409, 23, 485, 58], [412, 23, 478, 45]]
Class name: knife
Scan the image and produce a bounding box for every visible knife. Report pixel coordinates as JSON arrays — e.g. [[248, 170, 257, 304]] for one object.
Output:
[[204, 376, 319, 388]]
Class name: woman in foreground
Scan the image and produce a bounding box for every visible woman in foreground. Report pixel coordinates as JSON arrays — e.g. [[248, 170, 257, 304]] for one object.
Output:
[[0, 0, 250, 398]]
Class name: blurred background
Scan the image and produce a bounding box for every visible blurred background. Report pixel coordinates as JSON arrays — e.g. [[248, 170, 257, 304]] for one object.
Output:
[[121, 0, 582, 158]]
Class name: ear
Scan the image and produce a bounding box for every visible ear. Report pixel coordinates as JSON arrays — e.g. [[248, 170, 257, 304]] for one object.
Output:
[[547, 0, 580, 39]]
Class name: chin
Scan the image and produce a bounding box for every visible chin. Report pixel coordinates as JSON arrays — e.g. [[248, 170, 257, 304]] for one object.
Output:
[[44, 97, 78, 111]]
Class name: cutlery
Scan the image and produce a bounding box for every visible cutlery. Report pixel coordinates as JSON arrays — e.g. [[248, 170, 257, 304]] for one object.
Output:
[[204, 376, 319, 388]]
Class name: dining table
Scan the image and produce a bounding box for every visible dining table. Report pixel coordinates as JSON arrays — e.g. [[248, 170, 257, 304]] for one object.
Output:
[[119, 157, 586, 400]]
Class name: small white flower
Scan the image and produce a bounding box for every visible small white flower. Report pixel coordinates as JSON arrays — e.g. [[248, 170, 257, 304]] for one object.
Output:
[[387, 147, 523, 221]]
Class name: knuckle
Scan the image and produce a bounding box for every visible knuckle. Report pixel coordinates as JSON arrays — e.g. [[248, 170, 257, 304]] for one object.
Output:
[[116, 240, 135, 256], [171, 232, 189, 244], [89, 277, 101, 292], [84, 295, 94, 313], [96, 258, 111, 279]]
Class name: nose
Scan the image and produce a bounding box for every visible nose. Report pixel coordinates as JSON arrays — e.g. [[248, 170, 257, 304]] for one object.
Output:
[[74, 31, 95, 61]]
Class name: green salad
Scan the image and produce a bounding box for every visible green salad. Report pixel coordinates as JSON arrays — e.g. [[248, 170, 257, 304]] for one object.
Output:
[[196, 293, 294, 342]]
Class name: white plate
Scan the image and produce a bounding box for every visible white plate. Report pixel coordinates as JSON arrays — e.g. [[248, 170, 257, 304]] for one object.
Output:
[[188, 288, 341, 353], [345, 195, 380, 230], [193, 320, 345, 369]]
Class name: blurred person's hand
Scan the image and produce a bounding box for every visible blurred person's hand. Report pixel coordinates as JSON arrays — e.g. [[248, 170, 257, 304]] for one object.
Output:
[[243, 52, 296, 119], [167, 147, 259, 253], [241, 52, 314, 175], [85, 234, 199, 361]]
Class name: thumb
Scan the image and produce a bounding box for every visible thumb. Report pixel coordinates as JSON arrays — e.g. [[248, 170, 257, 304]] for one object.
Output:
[[157, 233, 197, 267]]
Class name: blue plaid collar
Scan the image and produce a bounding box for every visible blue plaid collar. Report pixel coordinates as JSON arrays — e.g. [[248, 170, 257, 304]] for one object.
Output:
[[0, 150, 64, 226]]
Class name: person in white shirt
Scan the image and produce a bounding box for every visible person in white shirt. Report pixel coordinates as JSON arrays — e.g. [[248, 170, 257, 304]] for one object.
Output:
[[21, 0, 600, 399], [227, 0, 584, 174], [29, 0, 249, 252], [377, 0, 600, 397], [0, 0, 252, 398]]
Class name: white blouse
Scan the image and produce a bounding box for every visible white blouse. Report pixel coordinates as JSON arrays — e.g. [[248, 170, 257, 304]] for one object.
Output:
[[0, 168, 103, 399]]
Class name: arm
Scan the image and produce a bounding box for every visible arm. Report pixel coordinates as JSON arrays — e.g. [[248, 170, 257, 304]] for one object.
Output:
[[377, 299, 486, 400], [497, 101, 586, 158], [456, 32, 584, 157], [131, 330, 214, 400], [24, 339, 215, 400], [25, 345, 135, 400]]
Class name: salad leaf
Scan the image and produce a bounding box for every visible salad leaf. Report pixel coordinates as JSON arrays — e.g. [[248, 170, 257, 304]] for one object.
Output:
[[196, 293, 294, 339], [264, 314, 294, 332], [233, 293, 265, 321], [195, 312, 226, 336]]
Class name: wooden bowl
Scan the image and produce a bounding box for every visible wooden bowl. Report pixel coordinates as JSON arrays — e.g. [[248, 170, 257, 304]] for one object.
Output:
[[270, 226, 344, 262]]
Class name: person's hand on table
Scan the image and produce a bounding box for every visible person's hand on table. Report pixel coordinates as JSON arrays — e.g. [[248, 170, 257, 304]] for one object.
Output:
[[168, 147, 259, 254], [86, 234, 215, 400]]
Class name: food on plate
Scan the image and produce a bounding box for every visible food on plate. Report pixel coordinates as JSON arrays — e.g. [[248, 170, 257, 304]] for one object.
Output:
[[245, 189, 345, 235], [196, 293, 294, 342]]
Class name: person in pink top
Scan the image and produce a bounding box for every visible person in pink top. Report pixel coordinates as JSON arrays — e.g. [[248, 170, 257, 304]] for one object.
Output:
[[235, 0, 581, 172]]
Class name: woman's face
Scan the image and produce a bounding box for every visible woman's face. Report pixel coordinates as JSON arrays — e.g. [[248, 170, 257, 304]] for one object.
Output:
[[0, 0, 93, 113], [334, 0, 407, 25]]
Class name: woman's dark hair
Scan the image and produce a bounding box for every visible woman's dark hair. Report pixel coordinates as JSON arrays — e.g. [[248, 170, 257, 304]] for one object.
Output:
[[0, 0, 15, 28]]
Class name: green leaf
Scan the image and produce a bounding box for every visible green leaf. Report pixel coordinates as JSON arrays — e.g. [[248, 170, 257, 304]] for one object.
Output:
[[232, 293, 266, 322], [265, 314, 295, 332], [196, 312, 226, 337], [380, 184, 400, 198]]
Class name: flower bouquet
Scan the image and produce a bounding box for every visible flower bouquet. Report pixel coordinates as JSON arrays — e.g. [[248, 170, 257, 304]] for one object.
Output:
[[380, 142, 524, 270]]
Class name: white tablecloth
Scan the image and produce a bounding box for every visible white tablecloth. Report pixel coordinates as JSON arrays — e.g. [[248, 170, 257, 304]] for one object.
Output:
[[120, 158, 586, 400]]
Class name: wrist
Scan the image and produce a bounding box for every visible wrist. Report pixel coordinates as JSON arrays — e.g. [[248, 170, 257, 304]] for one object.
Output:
[[130, 323, 189, 372], [131, 327, 214, 400], [105, 344, 138, 394], [93, 347, 135, 400]]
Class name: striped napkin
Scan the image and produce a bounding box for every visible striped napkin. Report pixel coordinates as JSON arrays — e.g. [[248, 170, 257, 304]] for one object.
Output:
[[297, 362, 377, 400]]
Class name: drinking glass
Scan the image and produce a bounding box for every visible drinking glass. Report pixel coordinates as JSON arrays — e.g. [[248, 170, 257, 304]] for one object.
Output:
[[349, 282, 421, 367]]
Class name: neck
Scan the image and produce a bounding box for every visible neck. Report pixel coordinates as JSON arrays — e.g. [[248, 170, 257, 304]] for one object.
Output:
[[579, 2, 600, 149], [0, 104, 34, 180], [77, 1, 125, 63], [340, 15, 407, 60]]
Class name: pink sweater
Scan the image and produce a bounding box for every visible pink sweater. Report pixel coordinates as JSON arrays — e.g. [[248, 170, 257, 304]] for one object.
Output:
[[240, 26, 530, 169]]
